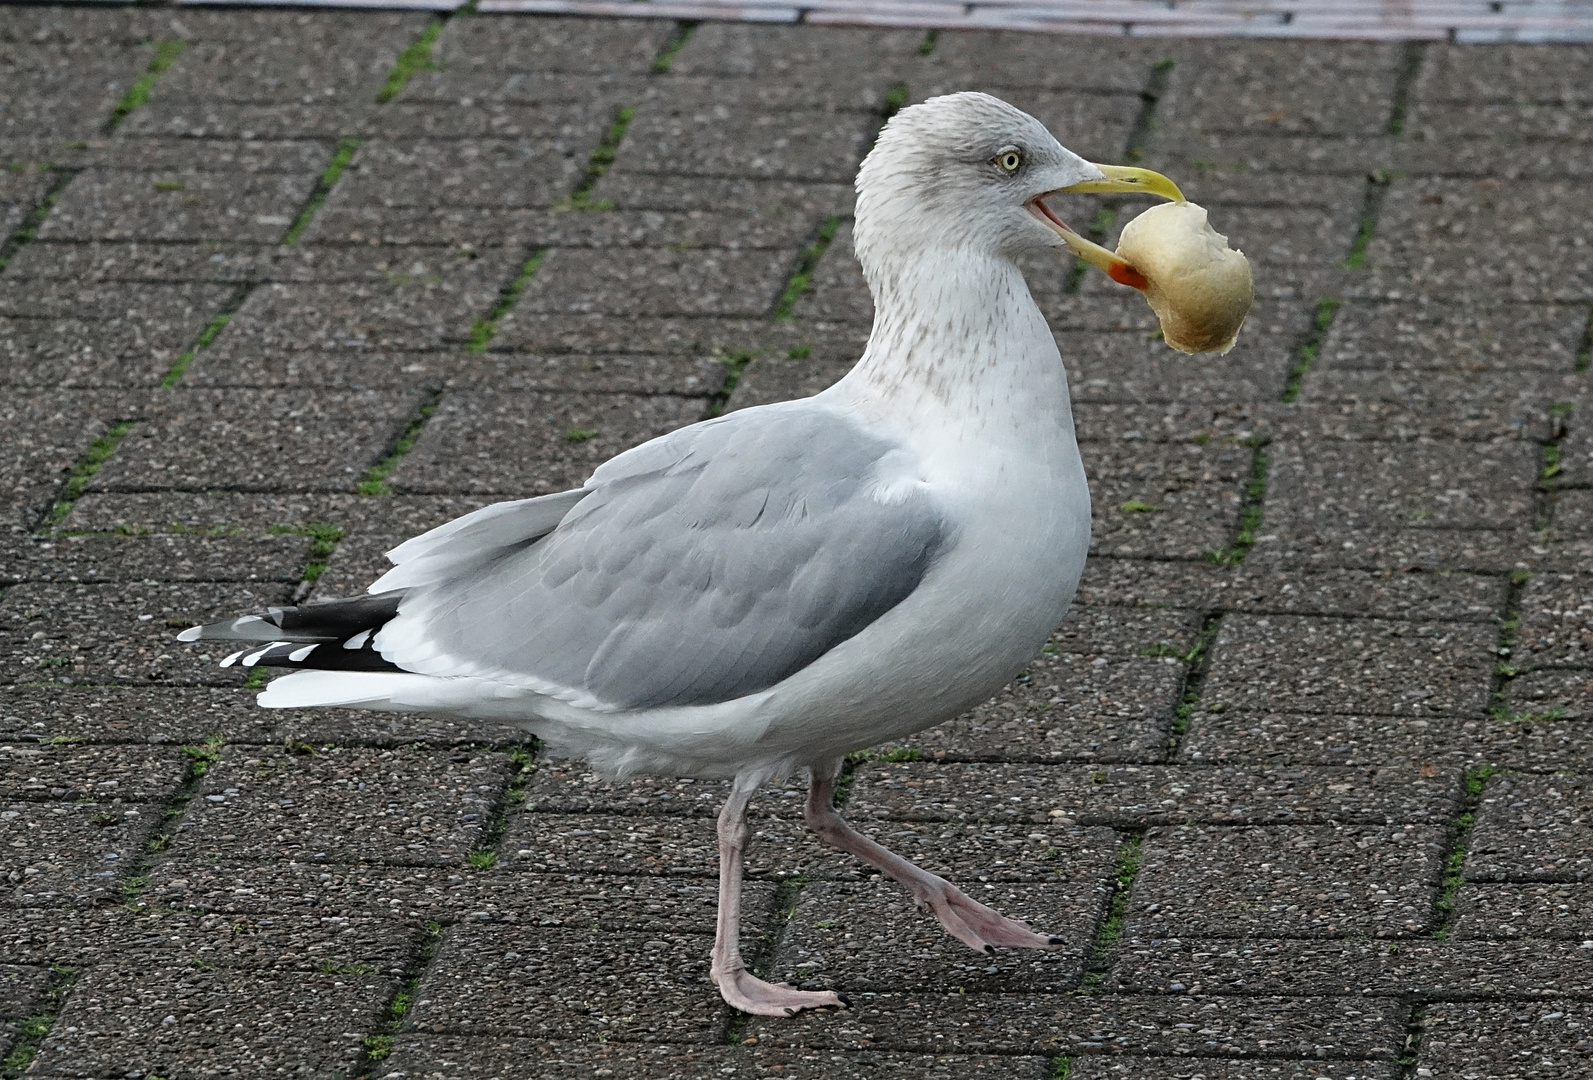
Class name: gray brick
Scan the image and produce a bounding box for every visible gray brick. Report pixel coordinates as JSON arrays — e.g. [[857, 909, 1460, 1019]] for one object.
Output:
[[182, 346, 447, 391], [0, 43, 152, 139], [1072, 401, 1267, 445], [1263, 439, 1540, 532], [1406, 100, 1593, 144], [1128, 823, 1447, 939], [517, 761, 805, 817], [1416, 1001, 1593, 1080], [1395, 132, 1593, 180], [1061, 329, 1291, 405], [0, 684, 519, 751], [402, 922, 725, 1041], [1142, 133, 1395, 178], [0, 580, 294, 686], [501, 802, 1122, 885], [0, 281, 233, 387], [1, 533, 311, 586], [0, 741, 188, 803], [1467, 771, 1593, 882], [519, 245, 796, 318], [501, 810, 842, 880], [427, 14, 675, 82], [618, 100, 878, 184], [1418, 44, 1593, 104], [38, 168, 316, 243], [0, 392, 138, 533], [671, 23, 922, 90], [1249, 524, 1533, 575], [845, 762, 1459, 827], [1072, 557, 1226, 612], [1299, 372, 1590, 433], [1110, 937, 1593, 998], [208, 252, 521, 355], [71, 136, 334, 174], [166, 744, 510, 867], [362, 98, 623, 142], [1156, 40, 1403, 139], [309, 201, 849, 253], [384, 1038, 1054, 1080], [0, 963, 49, 1023], [1451, 881, 1593, 939], [32, 962, 397, 1079], [1084, 440, 1247, 560], [443, 350, 725, 397], [134, 14, 429, 109], [391, 389, 703, 496], [0, 906, 417, 970], [1268, 397, 1574, 448], [924, 31, 1168, 95], [0, 166, 52, 239], [1317, 301, 1588, 374], [148, 860, 767, 934], [1203, 615, 1496, 716], [1179, 712, 1550, 769], [768, 879, 1102, 993], [1152, 172, 1366, 215], [61, 490, 493, 538], [745, 990, 1406, 1058], [324, 137, 588, 211], [1365, 179, 1593, 301], [1068, 1060, 1394, 1080], [648, 73, 900, 116], [1514, 573, 1593, 668], [790, 219, 868, 325], [302, 531, 397, 602], [1553, 413, 1593, 490], [2, 239, 268, 284], [1, 800, 155, 908], [88, 388, 418, 494], [1213, 567, 1504, 622], [1506, 668, 1593, 721]]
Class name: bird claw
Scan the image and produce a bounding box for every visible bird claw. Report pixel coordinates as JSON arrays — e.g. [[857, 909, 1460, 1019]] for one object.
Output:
[[916, 882, 1064, 952], [713, 966, 846, 1017]]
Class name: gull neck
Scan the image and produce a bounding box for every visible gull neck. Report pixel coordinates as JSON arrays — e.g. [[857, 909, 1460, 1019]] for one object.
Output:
[[828, 246, 1076, 456]]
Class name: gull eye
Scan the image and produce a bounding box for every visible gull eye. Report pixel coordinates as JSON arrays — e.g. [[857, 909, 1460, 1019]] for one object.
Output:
[[995, 148, 1023, 175]]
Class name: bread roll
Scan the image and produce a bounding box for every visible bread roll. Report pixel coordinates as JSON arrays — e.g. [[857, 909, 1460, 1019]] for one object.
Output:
[[1115, 201, 1253, 355]]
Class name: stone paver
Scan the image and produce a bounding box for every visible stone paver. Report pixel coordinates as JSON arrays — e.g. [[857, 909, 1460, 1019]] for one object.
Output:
[[0, 8, 1589, 1078]]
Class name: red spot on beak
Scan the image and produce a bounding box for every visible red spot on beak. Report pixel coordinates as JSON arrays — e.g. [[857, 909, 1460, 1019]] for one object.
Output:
[[1108, 262, 1150, 291]]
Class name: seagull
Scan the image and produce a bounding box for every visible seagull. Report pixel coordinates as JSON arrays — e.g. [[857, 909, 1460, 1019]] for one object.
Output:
[[178, 92, 1184, 1017]]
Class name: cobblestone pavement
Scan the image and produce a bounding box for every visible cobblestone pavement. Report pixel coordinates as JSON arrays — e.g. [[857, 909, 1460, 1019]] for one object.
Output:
[[1, 5, 1591, 1079]]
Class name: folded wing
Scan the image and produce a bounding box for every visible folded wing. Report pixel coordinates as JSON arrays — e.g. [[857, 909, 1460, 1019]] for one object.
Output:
[[374, 403, 945, 712]]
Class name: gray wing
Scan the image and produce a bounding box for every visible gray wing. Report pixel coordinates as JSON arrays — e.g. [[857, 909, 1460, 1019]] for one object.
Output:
[[378, 403, 945, 711]]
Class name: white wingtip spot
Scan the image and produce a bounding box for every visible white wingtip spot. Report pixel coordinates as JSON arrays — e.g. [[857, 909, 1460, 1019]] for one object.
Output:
[[241, 643, 285, 668], [176, 626, 203, 643], [220, 649, 246, 668], [288, 644, 317, 663], [343, 629, 371, 650]]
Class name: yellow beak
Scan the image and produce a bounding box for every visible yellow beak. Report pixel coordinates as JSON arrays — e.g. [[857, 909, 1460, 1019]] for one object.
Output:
[[1031, 165, 1185, 289], [1058, 164, 1186, 202]]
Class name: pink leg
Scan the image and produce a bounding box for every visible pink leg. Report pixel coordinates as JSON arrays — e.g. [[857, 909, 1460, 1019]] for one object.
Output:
[[712, 778, 845, 1017], [804, 759, 1063, 953]]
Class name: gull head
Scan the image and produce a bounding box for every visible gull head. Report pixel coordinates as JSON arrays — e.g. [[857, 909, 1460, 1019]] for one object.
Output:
[[854, 91, 1182, 287]]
